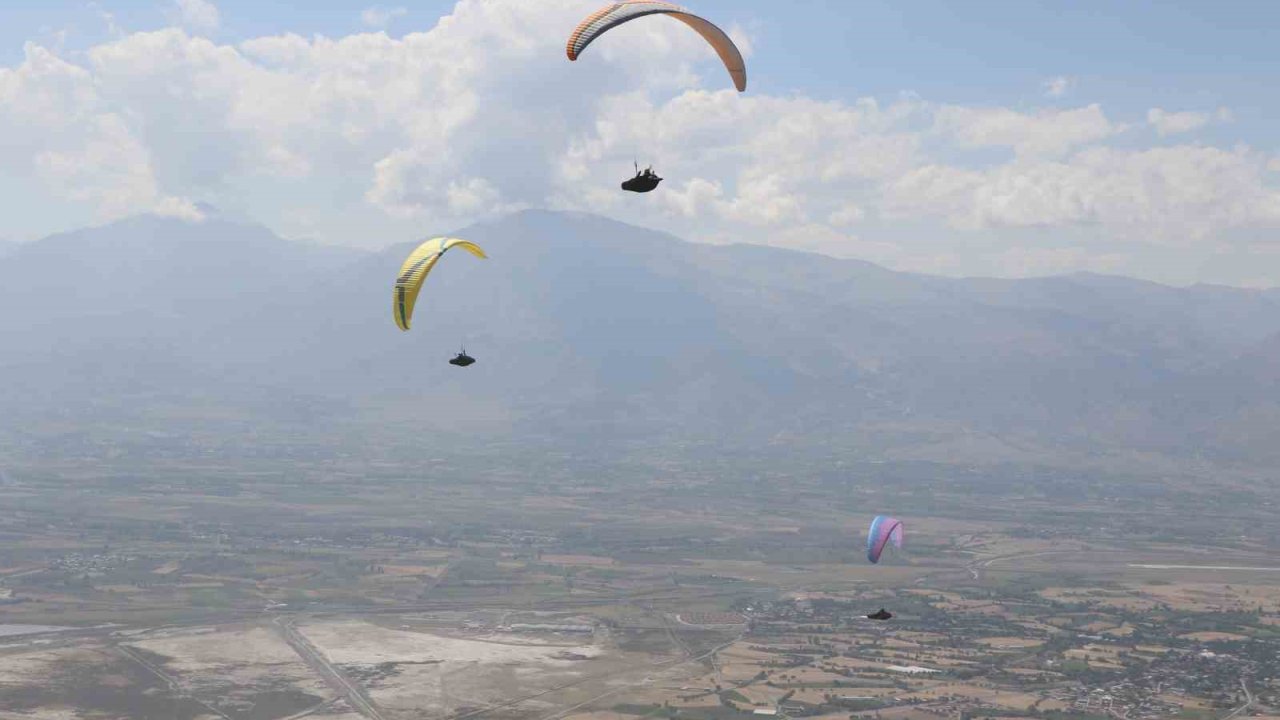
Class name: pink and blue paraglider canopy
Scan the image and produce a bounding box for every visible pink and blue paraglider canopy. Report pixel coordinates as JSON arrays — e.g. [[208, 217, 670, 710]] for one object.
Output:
[[866, 515, 904, 564]]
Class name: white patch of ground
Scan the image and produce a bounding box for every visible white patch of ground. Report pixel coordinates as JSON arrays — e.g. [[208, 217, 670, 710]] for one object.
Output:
[[300, 621, 599, 665], [126, 625, 331, 708], [299, 620, 610, 717], [0, 648, 69, 683], [129, 626, 301, 670], [0, 624, 71, 637], [0, 707, 82, 719]]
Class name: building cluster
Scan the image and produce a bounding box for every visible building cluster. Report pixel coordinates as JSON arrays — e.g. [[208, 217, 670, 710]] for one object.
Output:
[[50, 552, 135, 574], [724, 594, 1279, 720]]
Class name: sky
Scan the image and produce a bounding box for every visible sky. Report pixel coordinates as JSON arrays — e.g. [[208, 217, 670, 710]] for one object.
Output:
[[1, 0, 1278, 285]]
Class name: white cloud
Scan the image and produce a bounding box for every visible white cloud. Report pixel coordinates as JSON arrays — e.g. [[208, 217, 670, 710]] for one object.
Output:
[[0, 43, 197, 220], [446, 177, 505, 215], [32, 113, 200, 220], [884, 145, 1280, 237], [661, 178, 724, 219], [828, 204, 866, 227], [88, 2, 124, 38], [173, 0, 221, 34], [1042, 76, 1073, 98], [933, 104, 1119, 158], [361, 6, 408, 30], [1, 0, 1279, 284], [1147, 108, 1210, 137], [558, 91, 924, 234]]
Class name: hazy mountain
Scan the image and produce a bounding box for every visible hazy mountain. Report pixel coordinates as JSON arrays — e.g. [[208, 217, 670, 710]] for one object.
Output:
[[3, 209, 1279, 468]]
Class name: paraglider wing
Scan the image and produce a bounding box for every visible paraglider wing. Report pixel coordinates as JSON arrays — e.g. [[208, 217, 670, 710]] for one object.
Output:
[[567, 1, 747, 92], [866, 515, 904, 564], [393, 237, 487, 332]]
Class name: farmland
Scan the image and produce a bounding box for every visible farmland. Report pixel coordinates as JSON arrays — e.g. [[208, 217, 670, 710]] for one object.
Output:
[[0, 446, 1277, 719]]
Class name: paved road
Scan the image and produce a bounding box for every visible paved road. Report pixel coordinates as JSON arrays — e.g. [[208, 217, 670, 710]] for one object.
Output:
[[115, 643, 235, 720], [965, 550, 1073, 581], [1222, 678, 1253, 720], [274, 616, 386, 720]]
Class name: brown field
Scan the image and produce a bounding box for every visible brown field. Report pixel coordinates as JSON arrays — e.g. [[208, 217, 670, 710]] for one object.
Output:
[[542, 554, 616, 567], [378, 564, 445, 577], [736, 685, 785, 706], [1103, 622, 1136, 637], [976, 636, 1043, 649], [1179, 631, 1250, 641], [1038, 586, 1163, 611], [905, 683, 1042, 708], [1, 457, 1276, 720], [151, 560, 181, 575]]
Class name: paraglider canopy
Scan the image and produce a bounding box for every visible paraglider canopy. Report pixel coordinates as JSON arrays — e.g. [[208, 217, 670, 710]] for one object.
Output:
[[866, 516, 904, 564], [392, 237, 487, 332], [567, 1, 747, 92], [622, 163, 662, 193]]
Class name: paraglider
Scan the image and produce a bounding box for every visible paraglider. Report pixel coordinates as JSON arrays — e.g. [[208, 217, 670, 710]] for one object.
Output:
[[866, 515, 903, 564], [866, 608, 893, 621], [393, 237, 488, 359], [567, 1, 748, 92], [622, 163, 663, 193]]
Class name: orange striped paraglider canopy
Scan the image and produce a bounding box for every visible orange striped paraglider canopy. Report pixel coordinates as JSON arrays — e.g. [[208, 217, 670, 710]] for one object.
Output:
[[567, 1, 747, 92]]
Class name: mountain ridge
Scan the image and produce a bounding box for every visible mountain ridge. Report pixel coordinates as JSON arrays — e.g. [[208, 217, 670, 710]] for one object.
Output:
[[3, 209, 1279, 471]]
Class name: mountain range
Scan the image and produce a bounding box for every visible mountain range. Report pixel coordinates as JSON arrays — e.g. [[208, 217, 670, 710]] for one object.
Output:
[[3, 209, 1279, 472]]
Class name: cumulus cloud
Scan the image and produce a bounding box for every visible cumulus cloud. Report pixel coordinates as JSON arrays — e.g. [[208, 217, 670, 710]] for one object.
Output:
[[361, 6, 408, 30], [933, 104, 1119, 158], [1146, 106, 1235, 137], [557, 91, 923, 236], [88, 2, 125, 38], [0, 43, 199, 220], [884, 145, 1280, 238], [1, 0, 1278, 284], [172, 0, 221, 34], [1147, 108, 1210, 137]]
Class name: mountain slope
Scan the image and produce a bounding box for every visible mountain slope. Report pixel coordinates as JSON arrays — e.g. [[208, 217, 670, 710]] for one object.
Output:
[[3, 209, 1279, 466]]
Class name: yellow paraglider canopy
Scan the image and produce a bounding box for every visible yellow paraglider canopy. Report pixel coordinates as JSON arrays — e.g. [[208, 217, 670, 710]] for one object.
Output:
[[567, 1, 747, 92], [393, 237, 487, 332]]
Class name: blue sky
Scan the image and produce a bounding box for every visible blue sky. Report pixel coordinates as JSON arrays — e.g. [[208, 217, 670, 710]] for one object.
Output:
[[1, 0, 1278, 284], [7, 3, 1275, 84], [7, 0, 1275, 110]]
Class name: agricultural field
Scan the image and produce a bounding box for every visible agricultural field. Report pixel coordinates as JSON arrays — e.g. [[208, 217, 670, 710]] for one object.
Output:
[[0, 450, 1277, 719]]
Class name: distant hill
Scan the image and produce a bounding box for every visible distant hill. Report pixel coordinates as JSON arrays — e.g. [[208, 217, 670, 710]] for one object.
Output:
[[3, 209, 1279, 470]]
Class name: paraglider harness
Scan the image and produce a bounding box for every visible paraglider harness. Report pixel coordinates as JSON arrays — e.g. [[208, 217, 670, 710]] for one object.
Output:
[[621, 162, 662, 193], [450, 347, 476, 367]]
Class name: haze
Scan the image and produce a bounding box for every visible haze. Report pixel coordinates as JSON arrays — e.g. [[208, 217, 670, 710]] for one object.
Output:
[[0, 2, 1277, 720]]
